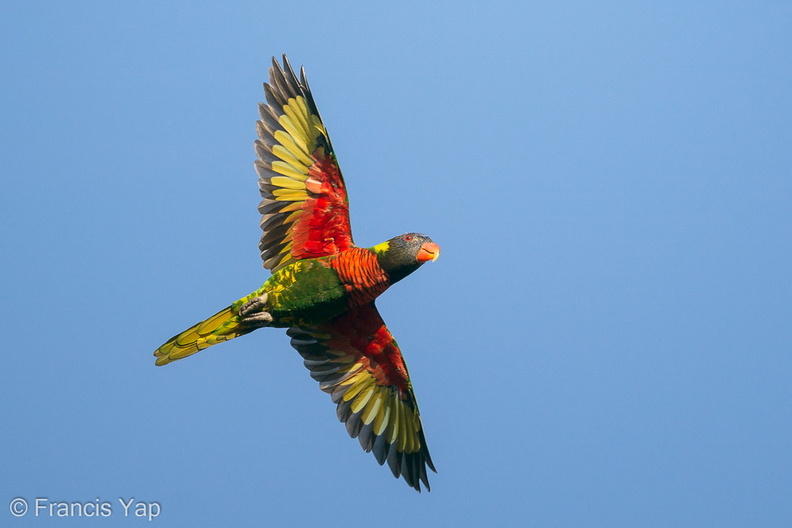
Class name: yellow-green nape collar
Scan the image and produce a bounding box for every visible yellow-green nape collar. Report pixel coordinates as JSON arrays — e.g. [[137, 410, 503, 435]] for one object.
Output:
[[371, 240, 391, 254]]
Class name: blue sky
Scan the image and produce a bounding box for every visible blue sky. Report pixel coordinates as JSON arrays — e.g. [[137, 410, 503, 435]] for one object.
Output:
[[2, 1, 791, 526]]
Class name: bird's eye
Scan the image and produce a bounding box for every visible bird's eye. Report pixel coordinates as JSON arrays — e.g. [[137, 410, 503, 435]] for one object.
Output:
[[403, 235, 413, 241]]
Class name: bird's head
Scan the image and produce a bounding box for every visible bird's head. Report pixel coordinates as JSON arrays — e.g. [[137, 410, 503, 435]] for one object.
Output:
[[373, 233, 440, 284]]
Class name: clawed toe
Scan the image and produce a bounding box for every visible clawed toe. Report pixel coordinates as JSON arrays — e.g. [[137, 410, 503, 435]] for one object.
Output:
[[239, 311, 273, 327], [239, 294, 268, 317], [238, 294, 272, 328]]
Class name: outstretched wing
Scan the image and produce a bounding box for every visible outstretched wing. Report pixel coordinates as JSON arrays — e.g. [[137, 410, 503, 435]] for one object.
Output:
[[287, 303, 436, 492], [255, 55, 354, 272]]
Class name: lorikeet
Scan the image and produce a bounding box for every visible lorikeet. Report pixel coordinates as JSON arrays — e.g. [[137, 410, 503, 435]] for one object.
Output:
[[154, 56, 439, 492]]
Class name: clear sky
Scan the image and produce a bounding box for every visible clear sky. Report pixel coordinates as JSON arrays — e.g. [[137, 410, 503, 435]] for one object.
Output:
[[2, 1, 791, 526]]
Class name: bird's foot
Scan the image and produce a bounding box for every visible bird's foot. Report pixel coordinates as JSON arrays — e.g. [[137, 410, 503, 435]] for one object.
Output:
[[238, 294, 273, 328]]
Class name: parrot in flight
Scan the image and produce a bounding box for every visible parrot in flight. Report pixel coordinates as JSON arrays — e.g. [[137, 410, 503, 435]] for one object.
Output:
[[153, 55, 439, 492]]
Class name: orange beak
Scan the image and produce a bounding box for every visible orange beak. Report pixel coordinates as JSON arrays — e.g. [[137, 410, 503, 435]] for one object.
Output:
[[416, 242, 440, 263]]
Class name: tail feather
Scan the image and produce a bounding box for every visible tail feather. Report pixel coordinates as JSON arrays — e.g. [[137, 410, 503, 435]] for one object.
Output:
[[154, 305, 253, 366]]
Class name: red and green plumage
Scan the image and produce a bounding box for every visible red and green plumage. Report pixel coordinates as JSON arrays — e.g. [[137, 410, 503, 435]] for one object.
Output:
[[153, 56, 439, 491]]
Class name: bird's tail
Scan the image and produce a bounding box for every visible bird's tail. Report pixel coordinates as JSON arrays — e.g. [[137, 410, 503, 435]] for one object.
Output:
[[153, 304, 253, 366]]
